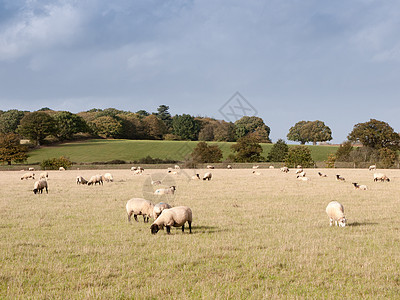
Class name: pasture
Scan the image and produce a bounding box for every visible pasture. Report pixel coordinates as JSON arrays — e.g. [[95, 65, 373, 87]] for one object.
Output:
[[1, 168, 399, 298]]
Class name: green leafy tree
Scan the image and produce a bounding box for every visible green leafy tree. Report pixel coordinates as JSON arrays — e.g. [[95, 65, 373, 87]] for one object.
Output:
[[172, 114, 201, 140], [348, 119, 400, 150], [287, 120, 332, 144], [231, 135, 264, 162], [0, 133, 28, 165], [90, 116, 124, 138], [17, 112, 57, 145], [267, 139, 289, 162], [155, 105, 172, 130], [335, 141, 354, 162], [284, 145, 314, 168], [136, 110, 150, 118], [234, 116, 271, 142], [190, 142, 223, 163], [378, 148, 398, 169], [0, 110, 26, 134], [53, 111, 88, 141], [40, 156, 72, 170], [287, 121, 308, 144]]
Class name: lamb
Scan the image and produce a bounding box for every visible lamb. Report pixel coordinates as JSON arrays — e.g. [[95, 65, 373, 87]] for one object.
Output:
[[373, 173, 390, 182], [150, 206, 192, 234], [325, 201, 346, 227], [368, 165, 376, 171], [126, 198, 155, 223], [203, 172, 212, 180], [33, 180, 48, 194], [191, 174, 200, 180], [87, 174, 103, 186], [207, 165, 215, 169], [153, 202, 172, 219], [103, 173, 113, 182], [318, 172, 327, 177], [336, 174, 345, 181], [352, 182, 368, 190], [76, 176, 88, 185], [154, 186, 176, 195], [39, 171, 48, 180], [59, 167, 65, 171], [21, 172, 35, 180], [280, 167, 289, 173]]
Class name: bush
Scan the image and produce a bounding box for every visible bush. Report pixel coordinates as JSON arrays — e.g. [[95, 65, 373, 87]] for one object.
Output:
[[190, 142, 223, 163], [134, 156, 177, 164], [267, 139, 288, 162], [231, 135, 265, 162], [40, 156, 72, 170], [284, 146, 314, 168], [378, 148, 398, 169]]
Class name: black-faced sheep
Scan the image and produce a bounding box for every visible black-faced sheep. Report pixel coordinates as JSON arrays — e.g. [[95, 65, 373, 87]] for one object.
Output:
[[154, 186, 176, 195], [126, 198, 155, 223], [150, 206, 192, 234], [76, 176, 88, 185], [88, 174, 103, 186], [227, 165, 232, 169], [326, 201, 346, 227], [207, 165, 215, 169], [318, 172, 327, 177], [33, 180, 48, 194], [280, 167, 289, 173], [373, 173, 390, 182], [203, 172, 212, 180], [153, 202, 172, 219], [352, 182, 368, 190], [336, 174, 345, 181], [368, 165, 376, 171], [191, 174, 200, 180]]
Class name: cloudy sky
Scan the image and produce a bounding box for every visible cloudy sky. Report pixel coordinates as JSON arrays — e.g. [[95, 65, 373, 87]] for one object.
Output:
[[1, 0, 400, 143]]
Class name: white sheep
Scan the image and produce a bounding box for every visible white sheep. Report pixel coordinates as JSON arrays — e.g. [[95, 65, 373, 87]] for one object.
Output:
[[191, 174, 200, 180], [59, 167, 65, 171], [150, 206, 192, 234], [368, 165, 376, 171], [131, 166, 137, 171], [318, 172, 327, 177], [297, 176, 310, 181], [151, 180, 162, 185], [296, 171, 306, 178], [126, 198, 155, 223], [167, 170, 178, 175], [326, 201, 346, 227], [207, 165, 215, 169], [227, 165, 232, 169], [336, 174, 345, 181], [103, 173, 114, 182], [280, 167, 289, 173], [39, 171, 48, 180], [133, 169, 143, 175], [33, 180, 48, 194], [28, 167, 35, 171], [203, 172, 212, 180], [296, 165, 303, 169], [252, 165, 259, 169], [295, 168, 303, 175], [76, 176, 88, 185], [174, 165, 180, 169], [269, 166, 274, 169], [153, 202, 172, 219], [21, 172, 35, 180], [352, 182, 368, 190], [87, 174, 103, 186], [252, 171, 261, 176], [154, 186, 176, 195], [373, 173, 390, 182]]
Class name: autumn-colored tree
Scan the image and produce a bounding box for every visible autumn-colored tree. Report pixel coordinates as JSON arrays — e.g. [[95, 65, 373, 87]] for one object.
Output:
[[190, 142, 223, 163], [143, 114, 168, 139], [90, 116, 124, 138], [0, 133, 28, 165], [234, 116, 271, 142], [231, 135, 264, 162]]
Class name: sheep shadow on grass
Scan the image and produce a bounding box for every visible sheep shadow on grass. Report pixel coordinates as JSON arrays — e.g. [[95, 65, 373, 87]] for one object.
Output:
[[348, 222, 378, 227], [190, 225, 227, 235]]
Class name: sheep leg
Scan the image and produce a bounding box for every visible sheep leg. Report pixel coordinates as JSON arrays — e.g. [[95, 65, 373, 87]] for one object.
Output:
[[182, 225, 185, 233], [127, 212, 133, 222], [143, 215, 147, 223], [45, 187, 48, 194], [134, 214, 138, 222], [166, 226, 171, 234], [188, 221, 192, 233], [329, 219, 333, 227]]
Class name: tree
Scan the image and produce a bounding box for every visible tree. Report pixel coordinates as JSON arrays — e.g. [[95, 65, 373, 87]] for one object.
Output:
[[136, 110, 150, 118], [198, 124, 215, 141], [378, 148, 398, 169], [335, 141, 354, 162], [190, 142, 223, 163], [231, 135, 264, 162], [0, 133, 28, 165], [234, 116, 271, 142], [0, 110, 26, 134], [90, 116, 124, 138], [142, 114, 167, 139], [155, 105, 172, 130], [172, 114, 201, 140], [347, 119, 400, 150], [284, 145, 314, 168], [267, 139, 289, 162], [17, 112, 56, 145], [287, 120, 332, 145], [53, 111, 88, 141]]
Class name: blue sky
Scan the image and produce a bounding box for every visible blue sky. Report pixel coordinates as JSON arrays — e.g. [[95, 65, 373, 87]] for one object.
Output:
[[1, 0, 400, 143]]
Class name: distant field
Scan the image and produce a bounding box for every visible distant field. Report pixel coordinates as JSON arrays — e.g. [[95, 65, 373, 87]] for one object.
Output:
[[1, 168, 399, 298], [26, 139, 338, 164]]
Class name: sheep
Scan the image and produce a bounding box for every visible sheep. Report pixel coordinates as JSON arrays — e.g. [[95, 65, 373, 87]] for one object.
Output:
[[252, 165, 259, 169], [296, 171, 306, 178], [227, 165, 232, 169], [280, 167, 289, 173], [167, 170, 178, 175], [191, 174, 200, 180], [269, 166, 274, 169], [297, 176, 310, 181], [103, 173, 114, 182], [28, 167, 35, 171], [39, 171, 48, 180], [131, 166, 137, 171], [87, 174, 103, 186], [150, 206, 192, 234], [153, 202, 172, 219], [33, 180, 48, 194], [252, 171, 261, 176], [59, 167, 65, 171], [203, 172, 212, 180], [373, 173, 390, 182], [207, 165, 215, 169], [138, 167, 144, 172], [174, 165, 180, 169], [151, 180, 162, 185], [154, 186, 176, 195], [352, 182, 368, 190], [336, 174, 345, 181], [368, 165, 376, 171], [21, 172, 35, 180], [295, 168, 304, 175], [325, 201, 346, 227], [133, 169, 143, 175], [296, 165, 303, 169], [318, 172, 327, 177], [76, 176, 88, 185], [126, 198, 155, 223]]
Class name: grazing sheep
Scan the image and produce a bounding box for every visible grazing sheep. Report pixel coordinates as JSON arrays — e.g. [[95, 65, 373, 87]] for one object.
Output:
[[21, 172, 35, 180], [326, 201, 346, 227], [191, 174, 200, 180], [174, 165, 180, 169], [373, 173, 390, 182], [167, 170, 178, 175], [295, 168, 304, 175], [39, 171, 48, 180], [153, 202, 172, 219], [252, 165, 259, 169], [297, 176, 310, 181], [59, 167, 65, 171], [133, 169, 143, 175], [336, 174, 345, 181], [87, 174, 103, 186], [318, 172, 327, 177], [126, 198, 155, 223], [76, 176, 88, 185], [280, 167, 289, 173], [296, 171, 306, 178], [138, 167, 144, 171], [150, 206, 192, 234], [151, 180, 162, 185], [131, 166, 137, 171], [227, 165, 232, 169], [33, 180, 48, 194], [203, 172, 212, 180], [207, 165, 215, 169], [154, 186, 176, 195], [252, 171, 261, 176], [269, 166, 274, 169], [352, 182, 368, 190], [368, 165, 376, 171], [103, 173, 113, 182], [296, 165, 303, 169], [28, 167, 35, 171]]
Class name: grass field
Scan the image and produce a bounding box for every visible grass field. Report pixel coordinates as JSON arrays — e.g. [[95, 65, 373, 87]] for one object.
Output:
[[1, 168, 399, 298], [25, 139, 338, 164]]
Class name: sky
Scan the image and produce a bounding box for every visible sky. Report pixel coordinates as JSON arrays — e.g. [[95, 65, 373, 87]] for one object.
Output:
[[1, 0, 400, 143]]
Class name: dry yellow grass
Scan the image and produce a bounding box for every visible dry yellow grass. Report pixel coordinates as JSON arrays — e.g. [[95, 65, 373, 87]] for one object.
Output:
[[1, 167, 400, 299]]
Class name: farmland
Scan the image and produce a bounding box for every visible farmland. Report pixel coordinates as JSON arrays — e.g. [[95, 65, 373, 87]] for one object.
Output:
[[1, 168, 399, 298]]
